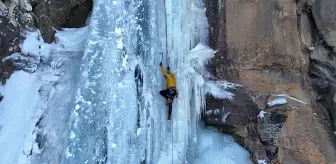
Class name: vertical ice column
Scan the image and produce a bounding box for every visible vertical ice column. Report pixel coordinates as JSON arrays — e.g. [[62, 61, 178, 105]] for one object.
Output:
[[164, 0, 210, 162]]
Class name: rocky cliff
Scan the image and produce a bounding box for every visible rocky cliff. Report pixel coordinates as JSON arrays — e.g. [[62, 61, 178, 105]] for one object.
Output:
[[0, 0, 92, 83], [204, 0, 336, 163], [0, 0, 34, 83]]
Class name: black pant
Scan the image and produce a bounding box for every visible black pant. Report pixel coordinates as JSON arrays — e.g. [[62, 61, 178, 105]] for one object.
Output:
[[160, 88, 176, 120], [159, 88, 176, 100]]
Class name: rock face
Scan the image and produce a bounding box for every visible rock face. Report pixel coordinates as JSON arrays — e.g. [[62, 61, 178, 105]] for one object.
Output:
[[203, 0, 336, 163], [311, 0, 336, 51], [203, 87, 260, 133], [32, 0, 92, 43], [309, 0, 336, 129], [0, 0, 92, 83], [0, 0, 34, 83]]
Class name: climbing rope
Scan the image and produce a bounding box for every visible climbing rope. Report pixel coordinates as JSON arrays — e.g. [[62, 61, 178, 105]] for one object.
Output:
[[162, 0, 174, 163], [171, 120, 173, 163], [164, 0, 169, 65]]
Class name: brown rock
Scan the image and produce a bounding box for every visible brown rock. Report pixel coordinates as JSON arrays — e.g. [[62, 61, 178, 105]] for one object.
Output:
[[258, 112, 287, 160], [311, 0, 336, 51], [33, 0, 92, 43], [65, 0, 92, 28], [275, 104, 335, 164], [0, 1, 33, 83], [203, 0, 336, 163], [0, 15, 20, 58], [33, 0, 71, 43], [203, 87, 261, 133]]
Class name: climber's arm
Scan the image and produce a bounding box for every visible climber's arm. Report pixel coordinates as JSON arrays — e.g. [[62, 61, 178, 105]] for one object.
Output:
[[160, 62, 168, 76]]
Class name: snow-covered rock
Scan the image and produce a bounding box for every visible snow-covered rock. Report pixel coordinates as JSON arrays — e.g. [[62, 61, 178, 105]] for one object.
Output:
[[0, 0, 34, 83], [203, 87, 260, 133]]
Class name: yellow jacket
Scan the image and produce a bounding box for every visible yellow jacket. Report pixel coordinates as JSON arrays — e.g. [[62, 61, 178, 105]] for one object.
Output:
[[160, 66, 176, 88]]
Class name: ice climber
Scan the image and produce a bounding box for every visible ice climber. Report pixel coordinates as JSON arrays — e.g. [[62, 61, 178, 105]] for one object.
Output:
[[159, 61, 178, 120]]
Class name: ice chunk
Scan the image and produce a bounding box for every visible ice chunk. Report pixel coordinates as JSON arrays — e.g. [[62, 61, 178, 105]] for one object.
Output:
[[189, 123, 251, 164], [137, 128, 143, 136], [111, 143, 117, 148], [65, 147, 73, 158], [32, 142, 42, 154], [258, 111, 267, 119], [75, 104, 80, 110], [70, 131, 76, 139], [114, 27, 123, 35], [116, 37, 124, 49]]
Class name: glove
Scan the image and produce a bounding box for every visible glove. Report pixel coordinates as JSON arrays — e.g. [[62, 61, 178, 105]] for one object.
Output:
[[160, 61, 162, 66], [175, 93, 179, 99]]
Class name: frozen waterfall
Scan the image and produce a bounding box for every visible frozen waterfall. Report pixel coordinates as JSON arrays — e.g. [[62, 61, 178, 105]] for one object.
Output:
[[0, 0, 251, 164]]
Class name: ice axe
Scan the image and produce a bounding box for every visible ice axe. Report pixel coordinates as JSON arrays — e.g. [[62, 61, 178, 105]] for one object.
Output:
[[159, 52, 170, 67], [159, 52, 163, 62]]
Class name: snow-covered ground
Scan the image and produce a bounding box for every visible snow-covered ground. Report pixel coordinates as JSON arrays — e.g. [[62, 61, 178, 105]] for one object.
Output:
[[0, 0, 251, 164], [0, 27, 88, 163]]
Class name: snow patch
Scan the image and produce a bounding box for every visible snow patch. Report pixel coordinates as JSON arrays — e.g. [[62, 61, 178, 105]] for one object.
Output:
[[205, 81, 238, 99], [32, 142, 42, 154], [0, 71, 42, 164], [65, 147, 73, 158], [267, 96, 287, 106], [258, 159, 267, 164], [206, 110, 213, 115], [21, 31, 56, 60], [268, 94, 307, 106], [111, 143, 118, 148], [222, 112, 230, 123], [21, 27, 88, 57], [75, 104, 80, 110], [0, 26, 88, 163], [258, 111, 267, 119], [70, 131, 76, 139]]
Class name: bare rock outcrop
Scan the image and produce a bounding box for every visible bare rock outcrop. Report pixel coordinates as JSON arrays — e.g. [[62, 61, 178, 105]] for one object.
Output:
[[203, 0, 336, 163], [311, 0, 336, 52], [0, 0, 34, 83], [307, 0, 336, 129], [32, 0, 92, 43], [203, 87, 260, 133]]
